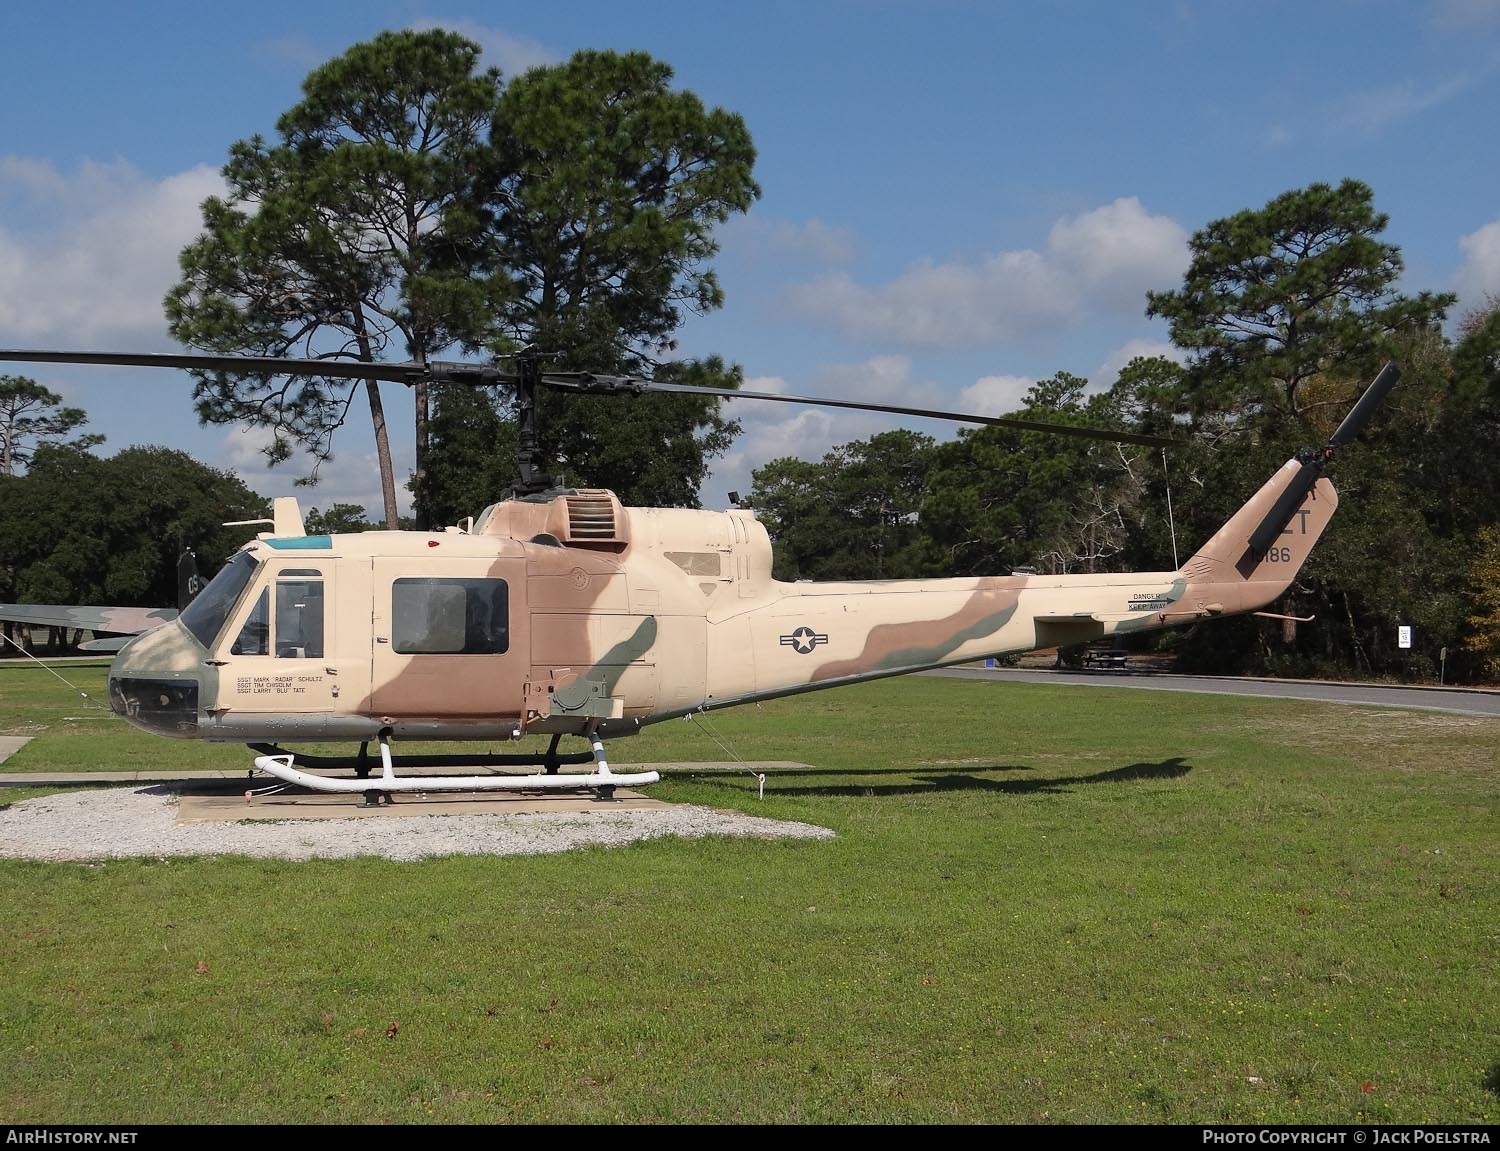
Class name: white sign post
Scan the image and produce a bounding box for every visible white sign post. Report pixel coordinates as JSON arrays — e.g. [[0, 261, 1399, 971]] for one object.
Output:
[[1398, 625, 1413, 650]]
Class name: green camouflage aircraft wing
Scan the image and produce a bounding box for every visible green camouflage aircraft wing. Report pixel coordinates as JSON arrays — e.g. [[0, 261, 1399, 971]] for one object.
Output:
[[2, 551, 200, 654], [0, 604, 178, 635]]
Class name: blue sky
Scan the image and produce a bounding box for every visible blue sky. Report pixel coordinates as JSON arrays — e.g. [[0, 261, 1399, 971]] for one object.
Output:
[[3, 0, 1499, 516]]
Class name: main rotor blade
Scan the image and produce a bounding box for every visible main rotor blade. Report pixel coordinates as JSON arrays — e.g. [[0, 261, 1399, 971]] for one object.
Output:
[[543, 374, 1178, 448], [0, 349, 518, 388], [0, 348, 1176, 447], [1328, 361, 1400, 449]]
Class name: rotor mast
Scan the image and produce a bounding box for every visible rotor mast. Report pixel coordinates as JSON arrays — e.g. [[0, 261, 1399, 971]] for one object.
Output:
[[513, 351, 549, 497]]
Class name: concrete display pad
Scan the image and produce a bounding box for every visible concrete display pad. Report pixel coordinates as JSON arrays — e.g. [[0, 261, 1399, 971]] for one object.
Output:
[[0, 760, 815, 827], [0, 761, 812, 789], [177, 786, 670, 824]]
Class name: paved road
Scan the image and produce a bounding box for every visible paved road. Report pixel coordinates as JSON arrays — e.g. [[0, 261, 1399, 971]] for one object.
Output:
[[924, 667, 1500, 718]]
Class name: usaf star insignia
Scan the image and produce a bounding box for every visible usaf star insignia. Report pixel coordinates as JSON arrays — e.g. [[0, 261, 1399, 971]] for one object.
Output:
[[779, 625, 828, 655]]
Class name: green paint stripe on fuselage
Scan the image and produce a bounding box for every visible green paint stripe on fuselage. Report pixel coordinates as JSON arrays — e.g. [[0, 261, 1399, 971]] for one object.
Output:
[[868, 602, 1021, 673]]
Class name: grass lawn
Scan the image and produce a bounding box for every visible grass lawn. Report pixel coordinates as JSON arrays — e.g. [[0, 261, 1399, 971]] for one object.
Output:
[[0, 661, 1495, 1124]]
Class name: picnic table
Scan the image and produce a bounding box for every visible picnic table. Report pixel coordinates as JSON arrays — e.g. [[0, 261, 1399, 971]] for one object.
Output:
[[1081, 644, 1129, 671]]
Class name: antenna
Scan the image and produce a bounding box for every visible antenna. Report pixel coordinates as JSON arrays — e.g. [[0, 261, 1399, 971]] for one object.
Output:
[[1161, 447, 1179, 570]]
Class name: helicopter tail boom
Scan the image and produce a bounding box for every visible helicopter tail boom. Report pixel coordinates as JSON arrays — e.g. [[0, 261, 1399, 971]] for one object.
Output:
[[1176, 457, 1338, 613]]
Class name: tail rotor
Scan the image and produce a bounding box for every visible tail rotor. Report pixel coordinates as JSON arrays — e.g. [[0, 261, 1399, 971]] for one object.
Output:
[[1246, 363, 1399, 556]]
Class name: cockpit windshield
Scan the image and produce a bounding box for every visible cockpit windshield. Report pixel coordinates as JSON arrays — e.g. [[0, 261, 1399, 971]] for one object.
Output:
[[177, 551, 261, 649]]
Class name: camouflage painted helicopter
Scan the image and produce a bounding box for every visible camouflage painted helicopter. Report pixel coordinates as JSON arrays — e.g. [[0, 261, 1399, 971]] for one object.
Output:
[[0, 348, 1397, 804]]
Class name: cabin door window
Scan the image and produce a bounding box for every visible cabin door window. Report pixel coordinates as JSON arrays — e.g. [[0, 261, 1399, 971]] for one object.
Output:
[[391, 578, 508, 655]]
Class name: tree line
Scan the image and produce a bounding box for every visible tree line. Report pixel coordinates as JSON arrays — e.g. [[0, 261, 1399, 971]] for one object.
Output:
[[0, 433, 268, 651], [751, 182, 1500, 682]]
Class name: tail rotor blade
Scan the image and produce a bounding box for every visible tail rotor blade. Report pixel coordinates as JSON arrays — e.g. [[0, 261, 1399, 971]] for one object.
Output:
[[1328, 362, 1400, 449], [1246, 461, 1322, 557], [1246, 362, 1400, 557]]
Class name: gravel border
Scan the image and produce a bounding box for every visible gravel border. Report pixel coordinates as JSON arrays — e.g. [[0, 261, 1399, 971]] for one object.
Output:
[[0, 786, 835, 862]]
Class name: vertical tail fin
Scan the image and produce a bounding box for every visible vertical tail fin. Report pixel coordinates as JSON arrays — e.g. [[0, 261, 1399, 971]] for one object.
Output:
[[177, 548, 202, 611], [1172, 362, 1401, 616], [1176, 458, 1338, 613]]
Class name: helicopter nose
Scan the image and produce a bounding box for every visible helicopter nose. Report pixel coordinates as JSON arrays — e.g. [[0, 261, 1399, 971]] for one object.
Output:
[[108, 620, 208, 739]]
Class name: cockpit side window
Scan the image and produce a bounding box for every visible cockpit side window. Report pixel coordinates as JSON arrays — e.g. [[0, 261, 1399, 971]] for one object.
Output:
[[178, 551, 260, 649], [274, 578, 324, 658], [231, 588, 270, 655], [228, 568, 325, 658]]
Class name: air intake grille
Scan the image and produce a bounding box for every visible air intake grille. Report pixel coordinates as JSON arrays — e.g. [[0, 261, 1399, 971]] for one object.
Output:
[[565, 491, 620, 542]]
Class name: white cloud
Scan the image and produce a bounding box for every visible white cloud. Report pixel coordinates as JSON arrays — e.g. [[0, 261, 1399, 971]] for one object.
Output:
[[1432, 0, 1500, 28], [221, 424, 415, 522], [408, 19, 557, 75], [1046, 198, 1191, 310], [253, 23, 556, 79], [1455, 218, 1500, 302], [710, 375, 834, 506], [0, 158, 222, 347], [741, 373, 791, 396], [789, 251, 1069, 346], [1329, 74, 1475, 137], [808, 354, 940, 407], [787, 197, 1188, 346], [251, 35, 326, 70], [707, 358, 940, 507], [725, 401, 840, 473], [945, 341, 1183, 421], [958, 374, 1034, 417], [221, 423, 281, 471], [721, 214, 858, 269], [1264, 124, 1294, 149], [1091, 339, 1184, 389]]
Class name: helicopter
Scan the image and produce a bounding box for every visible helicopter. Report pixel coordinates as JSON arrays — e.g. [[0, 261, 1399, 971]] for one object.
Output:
[[0, 347, 1398, 805]]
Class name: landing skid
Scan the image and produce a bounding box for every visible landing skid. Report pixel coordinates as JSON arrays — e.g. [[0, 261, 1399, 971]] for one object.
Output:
[[250, 732, 658, 803], [246, 741, 596, 773]]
